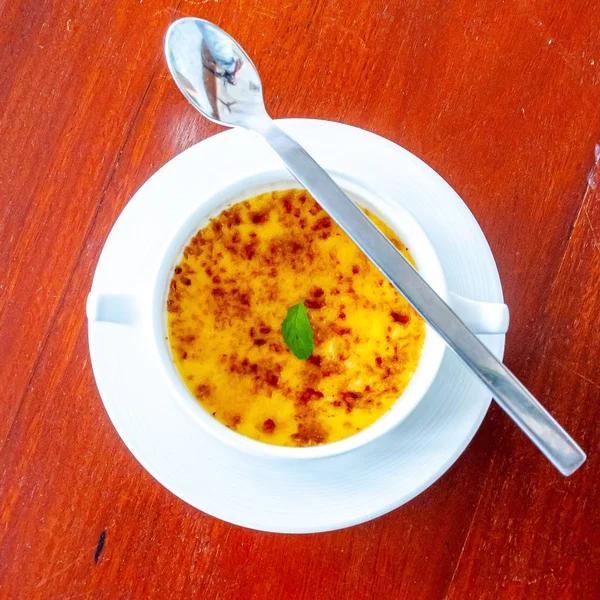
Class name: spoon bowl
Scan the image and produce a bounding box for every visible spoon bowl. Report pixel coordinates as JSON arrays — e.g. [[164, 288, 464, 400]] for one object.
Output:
[[165, 18, 266, 127]]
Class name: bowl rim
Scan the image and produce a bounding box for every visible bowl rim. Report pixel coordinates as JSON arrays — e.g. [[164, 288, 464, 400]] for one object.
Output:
[[151, 169, 448, 459]]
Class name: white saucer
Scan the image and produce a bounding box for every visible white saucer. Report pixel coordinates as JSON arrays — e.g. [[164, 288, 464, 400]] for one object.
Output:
[[88, 119, 505, 533]]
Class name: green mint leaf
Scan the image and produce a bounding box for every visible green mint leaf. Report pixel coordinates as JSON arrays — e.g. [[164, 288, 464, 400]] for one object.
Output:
[[281, 299, 314, 360]]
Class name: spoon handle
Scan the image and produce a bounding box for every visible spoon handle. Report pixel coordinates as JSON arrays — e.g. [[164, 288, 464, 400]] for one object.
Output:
[[253, 118, 586, 476]]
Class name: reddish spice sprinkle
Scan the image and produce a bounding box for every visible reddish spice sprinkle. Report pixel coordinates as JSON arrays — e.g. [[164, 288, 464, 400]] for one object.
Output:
[[251, 211, 268, 224], [239, 292, 250, 306], [308, 201, 322, 215], [263, 418, 276, 433], [196, 384, 210, 398], [265, 372, 279, 387], [305, 286, 326, 309], [307, 355, 322, 367], [298, 388, 324, 404], [312, 217, 332, 231], [244, 242, 257, 260], [391, 311, 410, 325], [305, 298, 325, 309], [334, 398, 355, 413], [291, 422, 327, 445], [166, 299, 180, 313]]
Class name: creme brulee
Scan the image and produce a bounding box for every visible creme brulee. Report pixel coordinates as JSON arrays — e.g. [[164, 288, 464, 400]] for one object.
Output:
[[167, 189, 425, 447]]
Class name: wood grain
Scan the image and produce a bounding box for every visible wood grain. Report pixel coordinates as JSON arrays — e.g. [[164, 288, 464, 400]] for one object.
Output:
[[1, 0, 599, 598]]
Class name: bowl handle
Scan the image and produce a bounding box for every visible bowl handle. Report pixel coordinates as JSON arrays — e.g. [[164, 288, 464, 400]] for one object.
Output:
[[448, 292, 509, 334], [85, 291, 507, 334], [86, 293, 139, 326]]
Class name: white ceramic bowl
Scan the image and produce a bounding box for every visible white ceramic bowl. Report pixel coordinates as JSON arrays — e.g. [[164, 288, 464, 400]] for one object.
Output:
[[152, 171, 448, 459], [89, 166, 507, 460]]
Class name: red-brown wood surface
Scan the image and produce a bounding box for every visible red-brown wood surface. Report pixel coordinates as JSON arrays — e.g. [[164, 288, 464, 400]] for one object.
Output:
[[1, 1, 599, 598]]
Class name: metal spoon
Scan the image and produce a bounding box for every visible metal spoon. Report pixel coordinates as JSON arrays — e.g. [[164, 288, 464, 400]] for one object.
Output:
[[164, 17, 586, 475]]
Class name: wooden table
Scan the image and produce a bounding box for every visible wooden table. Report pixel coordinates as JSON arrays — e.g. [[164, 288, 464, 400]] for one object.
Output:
[[1, 1, 599, 598]]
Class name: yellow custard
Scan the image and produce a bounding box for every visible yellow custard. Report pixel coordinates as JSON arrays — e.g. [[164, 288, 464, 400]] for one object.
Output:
[[167, 189, 425, 447]]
